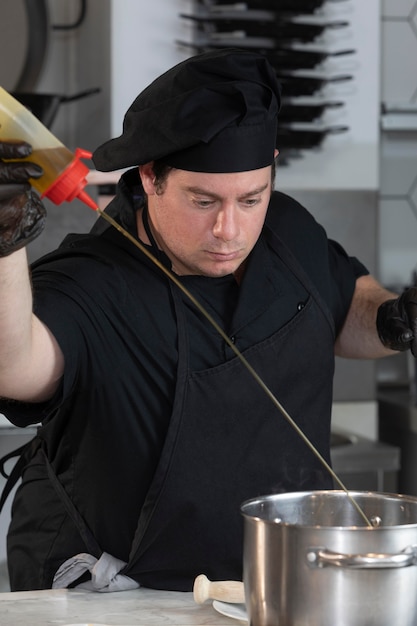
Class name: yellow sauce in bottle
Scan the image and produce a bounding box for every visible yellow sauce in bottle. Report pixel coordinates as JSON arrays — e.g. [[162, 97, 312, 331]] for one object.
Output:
[[22, 146, 75, 193]]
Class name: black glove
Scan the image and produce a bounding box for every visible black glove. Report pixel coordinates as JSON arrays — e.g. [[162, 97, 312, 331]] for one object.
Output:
[[0, 140, 47, 256], [377, 288, 417, 356]]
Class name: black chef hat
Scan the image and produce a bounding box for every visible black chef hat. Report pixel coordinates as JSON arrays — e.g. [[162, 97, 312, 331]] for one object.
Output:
[[93, 48, 281, 174]]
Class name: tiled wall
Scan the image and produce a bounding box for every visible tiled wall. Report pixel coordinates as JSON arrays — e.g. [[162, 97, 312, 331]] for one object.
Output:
[[379, 0, 417, 288]]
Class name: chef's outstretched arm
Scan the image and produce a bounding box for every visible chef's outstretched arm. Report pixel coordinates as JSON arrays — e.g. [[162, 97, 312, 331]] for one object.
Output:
[[0, 140, 64, 403], [335, 273, 417, 359]]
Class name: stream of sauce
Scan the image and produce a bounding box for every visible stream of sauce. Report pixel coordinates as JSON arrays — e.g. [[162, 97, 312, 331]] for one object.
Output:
[[95, 206, 377, 528]]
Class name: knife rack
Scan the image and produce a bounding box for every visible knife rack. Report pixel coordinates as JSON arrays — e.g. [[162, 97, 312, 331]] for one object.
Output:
[[178, 0, 356, 164]]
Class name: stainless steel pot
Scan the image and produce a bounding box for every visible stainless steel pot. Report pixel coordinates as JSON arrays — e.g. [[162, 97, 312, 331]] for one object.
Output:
[[241, 491, 417, 626]]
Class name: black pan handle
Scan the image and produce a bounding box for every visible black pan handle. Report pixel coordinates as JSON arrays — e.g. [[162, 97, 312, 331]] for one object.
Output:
[[324, 125, 350, 135], [324, 74, 354, 84], [328, 49, 356, 58], [321, 102, 345, 110], [319, 21, 350, 29], [59, 88, 101, 103]]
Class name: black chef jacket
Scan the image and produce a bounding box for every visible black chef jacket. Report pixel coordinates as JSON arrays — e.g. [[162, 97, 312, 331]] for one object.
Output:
[[0, 169, 368, 590]]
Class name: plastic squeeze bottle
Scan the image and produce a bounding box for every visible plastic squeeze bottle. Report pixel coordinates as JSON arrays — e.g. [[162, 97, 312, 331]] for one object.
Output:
[[0, 86, 97, 210]]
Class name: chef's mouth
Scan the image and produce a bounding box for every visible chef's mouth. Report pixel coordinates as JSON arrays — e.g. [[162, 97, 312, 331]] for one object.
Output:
[[206, 249, 242, 261]]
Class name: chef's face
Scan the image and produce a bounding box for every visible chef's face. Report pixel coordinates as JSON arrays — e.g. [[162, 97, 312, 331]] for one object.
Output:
[[139, 162, 274, 278]]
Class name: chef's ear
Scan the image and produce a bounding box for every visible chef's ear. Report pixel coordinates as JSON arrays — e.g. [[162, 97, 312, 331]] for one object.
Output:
[[138, 162, 157, 195]]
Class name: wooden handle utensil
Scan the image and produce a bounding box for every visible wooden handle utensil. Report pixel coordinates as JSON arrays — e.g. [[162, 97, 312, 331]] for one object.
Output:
[[193, 574, 245, 604]]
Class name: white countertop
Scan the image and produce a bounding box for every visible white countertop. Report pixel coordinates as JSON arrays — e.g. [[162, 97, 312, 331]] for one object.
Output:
[[0, 587, 241, 626]]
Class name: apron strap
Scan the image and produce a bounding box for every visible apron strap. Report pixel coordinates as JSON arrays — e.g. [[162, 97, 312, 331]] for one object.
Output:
[[39, 447, 102, 559], [0, 437, 41, 514], [0, 435, 101, 559]]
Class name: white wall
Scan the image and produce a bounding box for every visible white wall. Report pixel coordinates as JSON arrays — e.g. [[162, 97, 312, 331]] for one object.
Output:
[[378, 0, 417, 288], [110, 0, 193, 137]]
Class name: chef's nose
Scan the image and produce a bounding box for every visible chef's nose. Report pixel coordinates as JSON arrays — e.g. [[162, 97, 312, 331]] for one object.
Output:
[[212, 206, 239, 241]]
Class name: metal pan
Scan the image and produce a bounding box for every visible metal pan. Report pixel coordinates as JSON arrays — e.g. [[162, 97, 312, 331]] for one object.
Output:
[[197, 0, 348, 12], [176, 42, 355, 71], [276, 124, 349, 149], [181, 14, 350, 43], [277, 73, 353, 96], [264, 47, 356, 70], [279, 101, 344, 122]]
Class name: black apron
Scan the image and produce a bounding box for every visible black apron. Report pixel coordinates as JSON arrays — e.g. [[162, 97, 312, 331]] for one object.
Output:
[[1, 223, 336, 591], [120, 224, 335, 589]]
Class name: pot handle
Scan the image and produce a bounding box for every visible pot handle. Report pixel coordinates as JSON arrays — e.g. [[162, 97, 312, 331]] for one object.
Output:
[[307, 545, 417, 569]]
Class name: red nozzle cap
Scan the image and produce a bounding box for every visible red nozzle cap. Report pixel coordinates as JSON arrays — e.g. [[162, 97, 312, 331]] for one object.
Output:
[[41, 148, 98, 210]]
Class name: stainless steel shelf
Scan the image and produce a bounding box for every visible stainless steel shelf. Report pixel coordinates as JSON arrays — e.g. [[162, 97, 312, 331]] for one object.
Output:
[[381, 104, 417, 131]]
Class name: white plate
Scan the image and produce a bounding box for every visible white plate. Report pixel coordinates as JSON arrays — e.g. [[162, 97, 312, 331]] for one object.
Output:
[[212, 600, 248, 623]]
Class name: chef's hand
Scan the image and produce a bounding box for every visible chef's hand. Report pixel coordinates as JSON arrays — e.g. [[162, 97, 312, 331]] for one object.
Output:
[[377, 288, 417, 356], [0, 140, 46, 257]]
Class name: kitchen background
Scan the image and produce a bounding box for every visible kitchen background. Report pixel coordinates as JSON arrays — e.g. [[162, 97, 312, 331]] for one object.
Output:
[[0, 0, 415, 589]]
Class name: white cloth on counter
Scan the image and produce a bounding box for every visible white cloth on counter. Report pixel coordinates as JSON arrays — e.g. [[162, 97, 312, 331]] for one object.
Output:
[[52, 552, 139, 592]]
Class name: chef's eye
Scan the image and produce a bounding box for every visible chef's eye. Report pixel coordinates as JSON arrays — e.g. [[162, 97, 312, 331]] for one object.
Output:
[[194, 199, 215, 208], [243, 197, 261, 207]]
